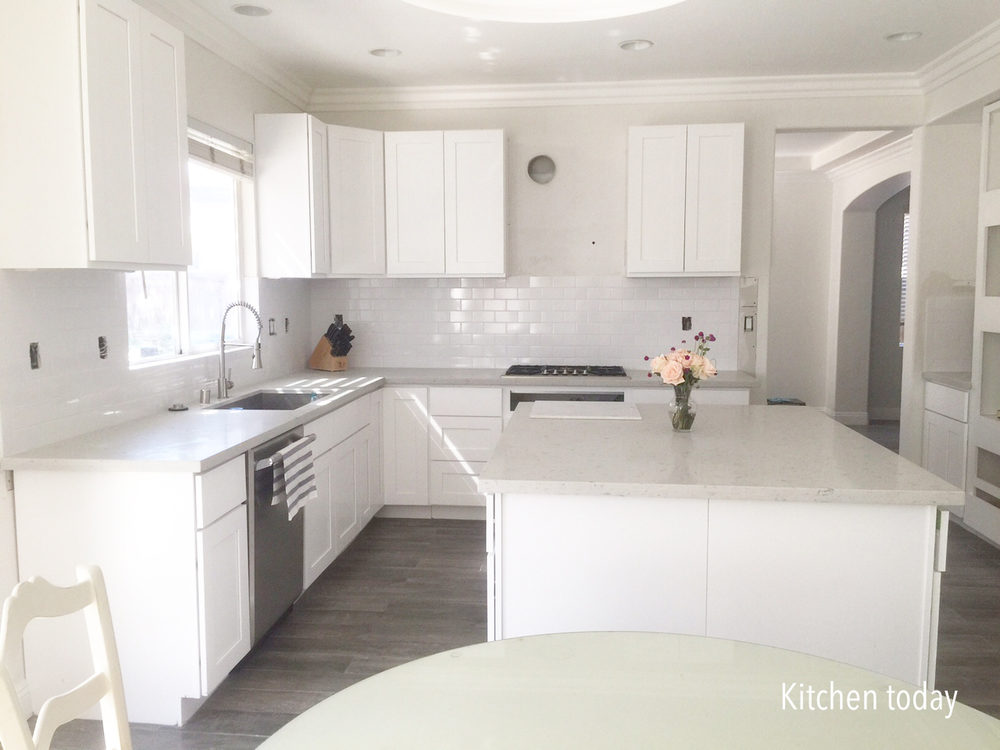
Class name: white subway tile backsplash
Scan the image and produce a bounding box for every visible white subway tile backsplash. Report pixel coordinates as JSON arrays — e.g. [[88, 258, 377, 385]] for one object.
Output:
[[311, 275, 738, 372]]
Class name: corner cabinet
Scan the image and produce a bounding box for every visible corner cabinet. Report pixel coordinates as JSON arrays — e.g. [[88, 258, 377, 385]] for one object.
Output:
[[0, 0, 190, 269], [255, 113, 332, 277], [626, 123, 744, 277], [256, 115, 386, 278], [385, 130, 505, 277], [11, 455, 251, 726]]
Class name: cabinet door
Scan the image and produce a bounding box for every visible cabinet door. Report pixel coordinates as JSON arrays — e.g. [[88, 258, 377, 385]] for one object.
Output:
[[369, 392, 384, 515], [683, 123, 744, 274], [444, 130, 505, 276], [382, 387, 430, 505], [304, 448, 335, 589], [309, 117, 332, 275], [139, 10, 190, 267], [333, 429, 372, 554], [626, 126, 687, 276], [329, 125, 386, 275], [256, 113, 328, 278], [385, 131, 445, 275], [923, 411, 968, 489], [83, 0, 145, 264], [196, 504, 251, 695]]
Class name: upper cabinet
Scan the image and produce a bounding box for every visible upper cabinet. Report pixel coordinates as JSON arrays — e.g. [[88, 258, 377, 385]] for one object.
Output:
[[256, 115, 386, 278], [385, 130, 505, 277], [626, 123, 744, 277], [329, 125, 386, 276], [255, 113, 332, 278], [0, 0, 190, 269]]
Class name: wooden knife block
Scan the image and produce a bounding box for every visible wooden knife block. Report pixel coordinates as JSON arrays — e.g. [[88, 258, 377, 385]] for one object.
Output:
[[308, 337, 347, 372]]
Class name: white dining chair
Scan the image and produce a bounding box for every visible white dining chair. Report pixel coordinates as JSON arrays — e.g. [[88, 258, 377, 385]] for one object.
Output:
[[0, 564, 132, 750]]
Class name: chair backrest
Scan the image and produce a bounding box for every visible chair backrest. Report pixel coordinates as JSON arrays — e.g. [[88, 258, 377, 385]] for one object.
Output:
[[0, 565, 131, 750]]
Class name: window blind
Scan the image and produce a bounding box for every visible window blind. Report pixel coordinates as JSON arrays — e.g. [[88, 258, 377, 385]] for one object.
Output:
[[187, 118, 253, 176]]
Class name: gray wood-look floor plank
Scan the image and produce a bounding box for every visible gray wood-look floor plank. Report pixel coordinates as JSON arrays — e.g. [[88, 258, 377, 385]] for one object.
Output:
[[39, 514, 1000, 748]]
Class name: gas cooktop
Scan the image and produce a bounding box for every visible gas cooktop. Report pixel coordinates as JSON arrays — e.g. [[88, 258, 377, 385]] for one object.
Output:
[[503, 365, 628, 377]]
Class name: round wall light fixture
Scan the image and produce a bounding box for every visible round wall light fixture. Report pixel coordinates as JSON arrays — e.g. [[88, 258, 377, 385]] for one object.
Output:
[[527, 155, 556, 184]]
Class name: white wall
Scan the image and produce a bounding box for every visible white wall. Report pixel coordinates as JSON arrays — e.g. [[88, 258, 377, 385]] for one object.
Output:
[[767, 171, 833, 407], [899, 123, 982, 461], [867, 188, 909, 421], [317, 94, 926, 403], [310, 275, 738, 370]]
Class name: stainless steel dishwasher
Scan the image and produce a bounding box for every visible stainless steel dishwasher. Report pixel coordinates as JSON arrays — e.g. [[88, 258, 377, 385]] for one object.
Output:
[[249, 428, 307, 644]]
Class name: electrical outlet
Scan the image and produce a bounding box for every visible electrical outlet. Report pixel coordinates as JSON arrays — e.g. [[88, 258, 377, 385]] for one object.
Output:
[[29, 342, 40, 369], [98, 335, 109, 359], [269, 318, 277, 336], [681, 317, 692, 331]]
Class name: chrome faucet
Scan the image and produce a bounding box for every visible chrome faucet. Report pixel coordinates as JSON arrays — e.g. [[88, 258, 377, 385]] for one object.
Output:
[[219, 301, 264, 399]]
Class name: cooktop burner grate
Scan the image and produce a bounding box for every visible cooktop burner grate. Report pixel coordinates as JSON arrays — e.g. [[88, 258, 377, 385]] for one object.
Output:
[[503, 364, 628, 377]]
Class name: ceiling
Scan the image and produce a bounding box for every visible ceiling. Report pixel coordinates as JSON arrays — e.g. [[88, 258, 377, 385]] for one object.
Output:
[[184, 0, 1000, 91]]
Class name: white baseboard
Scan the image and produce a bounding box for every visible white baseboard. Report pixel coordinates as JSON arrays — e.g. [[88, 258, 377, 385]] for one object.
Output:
[[377, 505, 485, 521], [833, 411, 869, 426], [869, 407, 901, 421]]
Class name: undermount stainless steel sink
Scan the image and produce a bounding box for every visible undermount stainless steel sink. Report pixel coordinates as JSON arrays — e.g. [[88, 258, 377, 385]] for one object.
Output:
[[210, 390, 331, 411]]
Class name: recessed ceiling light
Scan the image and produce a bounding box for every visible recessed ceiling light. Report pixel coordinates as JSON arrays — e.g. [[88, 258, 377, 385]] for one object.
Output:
[[231, 4, 271, 16], [399, 0, 686, 23], [884, 31, 922, 42], [619, 39, 654, 51], [369, 48, 403, 57]]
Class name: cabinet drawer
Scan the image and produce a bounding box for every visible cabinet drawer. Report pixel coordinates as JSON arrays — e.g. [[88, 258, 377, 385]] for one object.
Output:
[[924, 382, 969, 423], [196, 455, 247, 529], [429, 416, 503, 462], [429, 387, 502, 417], [306, 393, 371, 456], [430, 460, 487, 507]]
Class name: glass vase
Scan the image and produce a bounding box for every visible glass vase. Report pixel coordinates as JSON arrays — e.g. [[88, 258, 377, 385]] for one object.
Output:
[[668, 384, 697, 432]]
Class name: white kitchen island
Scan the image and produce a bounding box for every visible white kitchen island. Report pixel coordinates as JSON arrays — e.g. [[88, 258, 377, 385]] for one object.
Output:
[[477, 404, 964, 687]]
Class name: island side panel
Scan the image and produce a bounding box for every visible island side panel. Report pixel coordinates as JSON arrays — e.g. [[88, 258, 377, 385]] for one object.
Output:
[[705, 499, 937, 686], [495, 493, 709, 639]]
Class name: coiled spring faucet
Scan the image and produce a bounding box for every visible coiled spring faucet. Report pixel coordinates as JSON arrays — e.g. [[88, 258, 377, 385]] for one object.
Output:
[[218, 301, 263, 399]]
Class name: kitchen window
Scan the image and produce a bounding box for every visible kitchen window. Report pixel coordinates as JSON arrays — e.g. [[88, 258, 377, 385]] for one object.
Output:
[[127, 125, 254, 364]]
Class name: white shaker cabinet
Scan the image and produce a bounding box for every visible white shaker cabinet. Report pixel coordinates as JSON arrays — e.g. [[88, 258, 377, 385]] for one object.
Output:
[[12, 454, 251, 725], [382, 387, 431, 505], [922, 381, 969, 490], [1, 0, 190, 269], [626, 123, 744, 277], [303, 394, 379, 590], [385, 130, 505, 277], [255, 113, 332, 277], [329, 125, 387, 276]]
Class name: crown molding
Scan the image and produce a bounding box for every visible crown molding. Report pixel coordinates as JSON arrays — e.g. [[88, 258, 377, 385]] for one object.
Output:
[[823, 134, 913, 182], [918, 18, 1000, 94], [309, 74, 923, 112], [137, 0, 312, 110]]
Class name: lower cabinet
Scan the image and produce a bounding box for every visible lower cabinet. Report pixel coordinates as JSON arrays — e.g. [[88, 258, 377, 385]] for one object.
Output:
[[922, 381, 969, 490], [12, 455, 251, 725], [196, 503, 251, 694], [383, 386, 503, 510], [303, 394, 380, 590]]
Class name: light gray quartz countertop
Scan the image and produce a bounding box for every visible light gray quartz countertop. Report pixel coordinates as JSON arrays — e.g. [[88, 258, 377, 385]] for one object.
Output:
[[478, 403, 963, 507], [0, 372, 384, 474], [345, 367, 756, 389], [0, 367, 756, 475], [922, 371, 972, 391]]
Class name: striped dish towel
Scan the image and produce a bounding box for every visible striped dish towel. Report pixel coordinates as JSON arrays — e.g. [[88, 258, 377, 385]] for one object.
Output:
[[271, 436, 318, 521]]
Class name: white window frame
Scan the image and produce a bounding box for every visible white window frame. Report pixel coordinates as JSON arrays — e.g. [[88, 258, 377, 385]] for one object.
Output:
[[127, 123, 256, 367]]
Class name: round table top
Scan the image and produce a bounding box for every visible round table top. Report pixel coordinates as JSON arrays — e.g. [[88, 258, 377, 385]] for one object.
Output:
[[258, 632, 1000, 749]]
